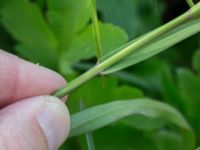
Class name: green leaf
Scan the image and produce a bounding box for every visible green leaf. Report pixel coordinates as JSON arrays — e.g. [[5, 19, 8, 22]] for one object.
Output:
[[59, 23, 128, 74], [87, 125, 158, 150], [101, 19, 200, 74], [96, 0, 163, 39], [121, 114, 165, 131], [177, 68, 200, 143], [0, 0, 58, 69], [177, 69, 200, 118], [125, 58, 169, 96], [68, 77, 143, 113], [69, 99, 194, 150], [161, 65, 185, 112], [47, 0, 90, 51], [192, 50, 200, 72], [32, 0, 46, 8], [152, 130, 184, 150], [0, 24, 14, 51]]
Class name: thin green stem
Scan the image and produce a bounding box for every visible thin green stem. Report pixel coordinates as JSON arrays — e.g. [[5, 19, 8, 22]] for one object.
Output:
[[80, 100, 96, 150], [85, 132, 96, 150], [187, 0, 195, 7], [90, 0, 103, 59], [52, 2, 200, 98]]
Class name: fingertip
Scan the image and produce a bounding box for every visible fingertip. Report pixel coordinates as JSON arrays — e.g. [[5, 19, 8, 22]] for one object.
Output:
[[0, 95, 70, 150], [38, 96, 70, 150]]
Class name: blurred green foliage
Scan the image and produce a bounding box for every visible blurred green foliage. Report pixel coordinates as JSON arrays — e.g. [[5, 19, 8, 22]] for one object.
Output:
[[0, 0, 200, 150]]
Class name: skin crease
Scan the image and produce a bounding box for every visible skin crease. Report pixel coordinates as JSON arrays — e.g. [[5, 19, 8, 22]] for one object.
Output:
[[0, 50, 70, 150]]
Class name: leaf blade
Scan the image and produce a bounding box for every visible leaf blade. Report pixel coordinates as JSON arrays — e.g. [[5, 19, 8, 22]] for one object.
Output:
[[69, 99, 195, 150], [102, 19, 200, 74], [0, 0, 58, 68]]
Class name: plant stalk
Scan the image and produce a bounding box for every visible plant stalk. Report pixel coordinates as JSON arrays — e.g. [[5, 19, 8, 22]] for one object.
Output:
[[90, 0, 103, 59], [80, 100, 96, 150], [53, 2, 200, 98], [187, 0, 195, 7]]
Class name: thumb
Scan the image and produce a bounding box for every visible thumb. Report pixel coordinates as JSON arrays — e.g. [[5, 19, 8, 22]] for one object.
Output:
[[0, 96, 70, 150]]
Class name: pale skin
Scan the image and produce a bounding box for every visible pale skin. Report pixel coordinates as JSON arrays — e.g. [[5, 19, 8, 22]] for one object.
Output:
[[0, 50, 70, 150]]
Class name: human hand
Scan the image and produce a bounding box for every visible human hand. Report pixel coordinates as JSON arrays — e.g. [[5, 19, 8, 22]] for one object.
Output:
[[0, 50, 70, 150]]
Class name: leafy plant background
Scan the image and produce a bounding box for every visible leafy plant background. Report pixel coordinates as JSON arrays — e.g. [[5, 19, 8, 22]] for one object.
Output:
[[0, 0, 200, 149]]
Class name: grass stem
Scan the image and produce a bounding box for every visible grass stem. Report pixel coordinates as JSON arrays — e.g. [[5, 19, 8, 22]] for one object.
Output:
[[187, 0, 195, 7], [52, 2, 200, 98]]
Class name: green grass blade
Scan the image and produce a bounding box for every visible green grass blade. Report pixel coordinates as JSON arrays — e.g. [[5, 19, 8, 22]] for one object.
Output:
[[70, 99, 195, 150], [102, 19, 200, 74]]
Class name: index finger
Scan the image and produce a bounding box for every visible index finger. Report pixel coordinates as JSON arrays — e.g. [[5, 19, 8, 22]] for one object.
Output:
[[0, 50, 66, 107]]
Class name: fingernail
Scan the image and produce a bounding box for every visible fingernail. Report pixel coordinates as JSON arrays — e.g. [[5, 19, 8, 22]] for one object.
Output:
[[38, 97, 70, 150]]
